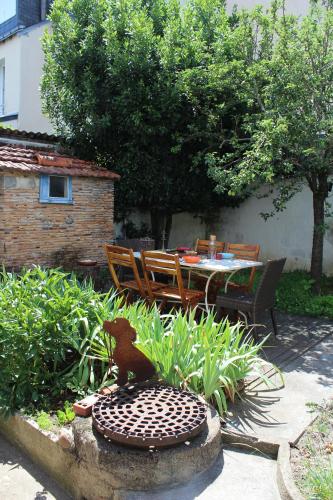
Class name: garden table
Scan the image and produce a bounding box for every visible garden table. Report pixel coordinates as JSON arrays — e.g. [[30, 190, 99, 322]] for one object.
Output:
[[134, 251, 263, 313]]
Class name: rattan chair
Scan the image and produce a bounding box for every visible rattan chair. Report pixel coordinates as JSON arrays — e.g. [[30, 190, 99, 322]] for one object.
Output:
[[141, 251, 205, 312], [216, 258, 286, 337], [104, 244, 166, 303]]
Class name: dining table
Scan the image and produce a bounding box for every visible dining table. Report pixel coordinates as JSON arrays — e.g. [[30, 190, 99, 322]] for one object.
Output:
[[134, 251, 263, 314]]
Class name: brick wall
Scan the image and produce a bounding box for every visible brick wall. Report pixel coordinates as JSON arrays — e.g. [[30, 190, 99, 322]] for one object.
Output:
[[0, 173, 115, 269]]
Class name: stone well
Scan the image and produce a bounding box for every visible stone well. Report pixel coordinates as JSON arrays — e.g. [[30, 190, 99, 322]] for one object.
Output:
[[0, 403, 221, 499]]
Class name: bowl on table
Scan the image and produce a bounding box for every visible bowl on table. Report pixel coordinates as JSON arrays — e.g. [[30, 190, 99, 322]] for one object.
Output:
[[182, 255, 201, 264], [216, 252, 235, 260]]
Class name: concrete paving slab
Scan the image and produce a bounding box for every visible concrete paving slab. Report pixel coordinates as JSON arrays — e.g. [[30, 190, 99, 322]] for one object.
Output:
[[225, 334, 333, 446], [0, 433, 70, 500], [126, 447, 279, 500]]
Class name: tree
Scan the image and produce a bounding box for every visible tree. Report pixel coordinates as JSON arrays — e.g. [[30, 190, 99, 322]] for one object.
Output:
[[42, 0, 237, 248], [208, 0, 333, 292]]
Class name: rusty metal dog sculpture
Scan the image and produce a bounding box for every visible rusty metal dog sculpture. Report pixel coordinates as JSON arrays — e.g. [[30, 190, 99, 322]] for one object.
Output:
[[103, 318, 156, 386]]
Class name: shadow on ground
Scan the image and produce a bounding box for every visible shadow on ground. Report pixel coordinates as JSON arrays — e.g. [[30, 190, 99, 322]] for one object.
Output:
[[0, 433, 70, 500]]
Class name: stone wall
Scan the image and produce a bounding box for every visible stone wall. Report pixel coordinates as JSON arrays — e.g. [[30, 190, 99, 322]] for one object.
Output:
[[0, 173, 115, 269]]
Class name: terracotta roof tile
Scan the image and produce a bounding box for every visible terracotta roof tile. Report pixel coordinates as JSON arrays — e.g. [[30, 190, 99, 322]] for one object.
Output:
[[0, 144, 120, 180]]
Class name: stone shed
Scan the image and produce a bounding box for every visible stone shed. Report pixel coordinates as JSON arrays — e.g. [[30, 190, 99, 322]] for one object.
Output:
[[0, 129, 119, 269]]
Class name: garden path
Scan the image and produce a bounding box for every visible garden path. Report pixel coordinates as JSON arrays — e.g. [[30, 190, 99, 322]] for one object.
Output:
[[224, 313, 333, 450], [0, 433, 70, 499]]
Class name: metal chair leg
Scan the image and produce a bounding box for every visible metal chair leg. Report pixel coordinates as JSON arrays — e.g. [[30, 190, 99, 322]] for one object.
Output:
[[249, 311, 258, 341], [270, 308, 278, 337]]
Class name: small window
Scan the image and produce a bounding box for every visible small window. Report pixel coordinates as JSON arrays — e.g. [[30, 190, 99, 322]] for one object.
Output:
[[40, 175, 73, 204]]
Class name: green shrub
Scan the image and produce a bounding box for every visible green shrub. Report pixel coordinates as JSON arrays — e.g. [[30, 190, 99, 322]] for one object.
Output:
[[0, 267, 114, 415]]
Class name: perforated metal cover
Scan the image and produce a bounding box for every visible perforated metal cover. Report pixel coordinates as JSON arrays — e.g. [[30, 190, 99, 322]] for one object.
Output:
[[92, 383, 207, 448]]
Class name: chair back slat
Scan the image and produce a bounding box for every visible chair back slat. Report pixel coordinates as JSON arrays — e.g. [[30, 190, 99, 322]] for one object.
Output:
[[225, 243, 260, 261], [195, 239, 225, 254], [141, 251, 185, 300], [104, 244, 145, 296], [254, 258, 286, 309], [225, 242, 260, 290]]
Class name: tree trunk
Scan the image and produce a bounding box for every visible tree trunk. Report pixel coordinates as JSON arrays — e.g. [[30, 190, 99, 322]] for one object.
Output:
[[310, 191, 326, 294], [150, 211, 173, 249]]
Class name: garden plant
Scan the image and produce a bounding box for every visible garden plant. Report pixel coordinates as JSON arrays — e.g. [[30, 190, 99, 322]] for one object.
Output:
[[0, 267, 271, 417]]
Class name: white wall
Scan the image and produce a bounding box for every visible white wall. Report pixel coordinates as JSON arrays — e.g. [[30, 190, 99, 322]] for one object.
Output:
[[0, 34, 20, 128], [227, 0, 309, 15], [0, 21, 53, 134], [126, 184, 333, 275], [18, 22, 53, 134]]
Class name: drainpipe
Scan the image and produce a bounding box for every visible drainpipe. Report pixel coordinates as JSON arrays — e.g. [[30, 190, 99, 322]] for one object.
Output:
[[41, 0, 47, 21]]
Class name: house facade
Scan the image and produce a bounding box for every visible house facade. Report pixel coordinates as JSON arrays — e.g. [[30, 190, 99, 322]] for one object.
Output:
[[0, 0, 53, 133], [0, 129, 119, 269]]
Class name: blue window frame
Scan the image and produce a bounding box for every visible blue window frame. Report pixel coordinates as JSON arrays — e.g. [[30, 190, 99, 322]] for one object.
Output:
[[39, 175, 73, 204]]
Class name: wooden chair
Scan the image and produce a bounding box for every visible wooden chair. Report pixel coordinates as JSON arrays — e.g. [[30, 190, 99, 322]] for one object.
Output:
[[195, 239, 225, 255], [141, 251, 205, 312], [216, 258, 286, 337], [225, 243, 260, 292], [104, 244, 165, 303]]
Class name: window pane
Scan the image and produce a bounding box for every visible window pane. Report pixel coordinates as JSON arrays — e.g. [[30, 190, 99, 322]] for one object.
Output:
[[49, 176, 67, 198], [0, 0, 16, 24]]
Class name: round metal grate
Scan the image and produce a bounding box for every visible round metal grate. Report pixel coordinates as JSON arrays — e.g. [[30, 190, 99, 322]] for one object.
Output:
[[92, 383, 207, 448]]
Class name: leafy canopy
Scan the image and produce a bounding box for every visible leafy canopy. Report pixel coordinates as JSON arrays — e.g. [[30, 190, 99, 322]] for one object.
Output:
[[208, 0, 333, 214], [42, 0, 239, 219]]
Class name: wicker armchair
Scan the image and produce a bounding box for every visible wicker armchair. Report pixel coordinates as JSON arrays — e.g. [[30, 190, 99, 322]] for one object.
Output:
[[216, 258, 286, 337]]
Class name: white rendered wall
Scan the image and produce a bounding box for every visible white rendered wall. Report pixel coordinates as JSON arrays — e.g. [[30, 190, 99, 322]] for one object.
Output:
[[167, 187, 333, 274], [129, 184, 333, 274], [0, 34, 20, 127], [18, 22, 53, 134], [227, 0, 309, 14]]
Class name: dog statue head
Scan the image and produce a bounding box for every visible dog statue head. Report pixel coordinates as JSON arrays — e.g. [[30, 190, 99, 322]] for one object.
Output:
[[103, 318, 137, 342]]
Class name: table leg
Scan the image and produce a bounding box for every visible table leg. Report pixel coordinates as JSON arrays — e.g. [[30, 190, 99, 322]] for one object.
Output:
[[204, 271, 219, 314], [224, 270, 238, 293]]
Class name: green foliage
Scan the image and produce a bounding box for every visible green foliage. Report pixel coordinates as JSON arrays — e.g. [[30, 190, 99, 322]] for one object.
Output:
[[0, 267, 115, 415], [0, 267, 273, 416], [296, 402, 333, 500], [304, 461, 333, 500], [56, 401, 75, 426], [275, 271, 333, 317], [206, 0, 333, 288], [42, 0, 238, 239], [85, 302, 271, 414], [36, 411, 54, 432]]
